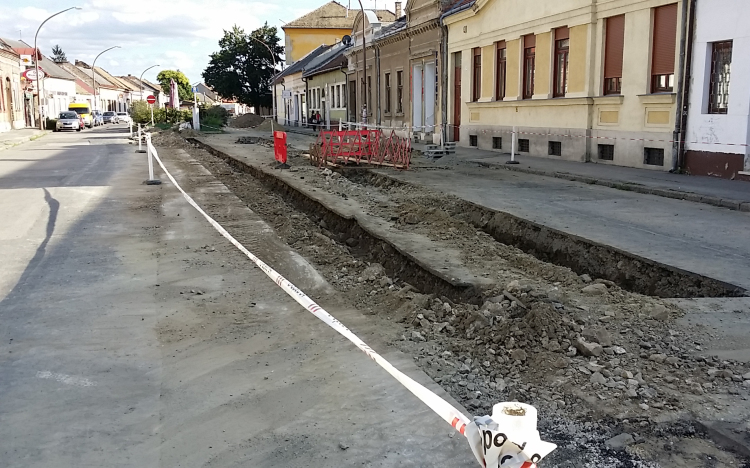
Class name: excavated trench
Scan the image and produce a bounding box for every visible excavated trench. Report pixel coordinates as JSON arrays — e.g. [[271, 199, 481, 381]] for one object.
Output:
[[188, 138, 745, 300]]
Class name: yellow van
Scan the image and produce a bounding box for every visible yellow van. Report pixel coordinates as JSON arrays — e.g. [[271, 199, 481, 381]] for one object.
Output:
[[68, 103, 93, 128]]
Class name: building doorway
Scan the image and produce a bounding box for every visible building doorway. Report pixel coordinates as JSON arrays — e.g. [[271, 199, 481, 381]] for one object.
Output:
[[453, 52, 462, 142]]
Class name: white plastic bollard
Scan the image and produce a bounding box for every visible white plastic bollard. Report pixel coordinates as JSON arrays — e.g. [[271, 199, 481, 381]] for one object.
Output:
[[507, 126, 519, 165], [129, 120, 133, 138], [147, 134, 155, 181], [144, 133, 162, 185], [136, 124, 146, 153]]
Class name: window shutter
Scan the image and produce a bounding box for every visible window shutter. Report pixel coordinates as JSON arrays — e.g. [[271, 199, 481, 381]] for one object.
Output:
[[604, 15, 625, 79], [652, 3, 678, 75], [555, 27, 569, 41], [524, 34, 536, 49]]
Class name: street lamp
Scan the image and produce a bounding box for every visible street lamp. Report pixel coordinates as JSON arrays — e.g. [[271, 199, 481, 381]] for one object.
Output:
[[91, 45, 120, 112], [249, 35, 278, 125], [34, 6, 81, 130], [139, 64, 160, 101]]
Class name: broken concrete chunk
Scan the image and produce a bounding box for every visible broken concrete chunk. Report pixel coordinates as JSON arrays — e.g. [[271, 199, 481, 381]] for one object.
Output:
[[510, 349, 527, 362], [410, 331, 426, 342], [581, 283, 608, 295], [649, 353, 668, 363], [575, 338, 604, 357], [605, 433, 635, 451], [590, 372, 607, 385], [649, 304, 670, 321], [580, 274, 592, 283]]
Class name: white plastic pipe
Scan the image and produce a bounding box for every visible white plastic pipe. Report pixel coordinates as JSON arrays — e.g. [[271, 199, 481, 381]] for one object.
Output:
[[510, 126, 516, 162], [137, 124, 143, 152]]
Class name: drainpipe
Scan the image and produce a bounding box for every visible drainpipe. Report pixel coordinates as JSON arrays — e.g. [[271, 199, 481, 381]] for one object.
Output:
[[677, 0, 697, 171], [671, 0, 691, 172], [340, 66, 349, 124], [376, 45, 381, 126], [357, 1, 366, 125], [439, 1, 475, 144], [281, 80, 286, 125], [440, 21, 449, 146], [302, 76, 309, 127]]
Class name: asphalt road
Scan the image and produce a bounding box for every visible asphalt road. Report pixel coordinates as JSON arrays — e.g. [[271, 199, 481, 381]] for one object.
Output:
[[0, 126, 476, 467]]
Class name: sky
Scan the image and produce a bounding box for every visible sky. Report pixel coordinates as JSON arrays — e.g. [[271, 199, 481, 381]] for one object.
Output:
[[0, 0, 398, 84]]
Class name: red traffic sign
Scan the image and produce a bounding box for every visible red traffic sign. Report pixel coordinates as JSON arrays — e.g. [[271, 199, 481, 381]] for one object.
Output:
[[146, 95, 156, 104]]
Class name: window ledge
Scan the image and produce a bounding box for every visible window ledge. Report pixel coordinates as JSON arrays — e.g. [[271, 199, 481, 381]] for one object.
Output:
[[593, 95, 624, 105], [395, 113, 404, 117], [467, 96, 594, 107], [638, 93, 676, 104]]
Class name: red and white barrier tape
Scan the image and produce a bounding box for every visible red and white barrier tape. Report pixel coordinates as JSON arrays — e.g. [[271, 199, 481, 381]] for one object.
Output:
[[147, 140, 556, 467], [341, 121, 750, 147]]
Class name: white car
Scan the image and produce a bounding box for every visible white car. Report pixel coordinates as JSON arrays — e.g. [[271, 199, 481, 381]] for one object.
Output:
[[116, 112, 132, 124], [55, 111, 82, 132]]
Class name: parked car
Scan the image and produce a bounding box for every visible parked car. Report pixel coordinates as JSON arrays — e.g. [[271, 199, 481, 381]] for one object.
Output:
[[116, 112, 132, 124], [55, 111, 82, 132], [68, 103, 94, 128], [92, 110, 104, 126], [103, 111, 118, 124]]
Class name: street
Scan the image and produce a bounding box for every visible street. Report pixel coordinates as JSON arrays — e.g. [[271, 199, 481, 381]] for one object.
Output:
[[0, 127, 475, 467]]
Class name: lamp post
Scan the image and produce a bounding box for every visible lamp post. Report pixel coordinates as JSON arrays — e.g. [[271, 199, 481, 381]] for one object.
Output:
[[138, 64, 160, 101], [248, 35, 278, 125], [91, 45, 120, 112], [34, 6, 81, 130]]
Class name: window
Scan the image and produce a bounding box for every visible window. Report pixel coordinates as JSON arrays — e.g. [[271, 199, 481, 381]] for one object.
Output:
[[396, 71, 403, 113], [548, 141, 562, 156], [495, 41, 506, 100], [708, 41, 732, 114], [604, 15, 625, 95], [523, 35, 536, 99], [472, 47, 481, 101], [469, 135, 478, 147], [492, 137, 502, 149], [341, 83, 346, 109], [554, 28, 569, 97], [651, 3, 678, 93], [385, 73, 391, 113], [598, 144, 615, 160], [644, 147, 665, 166], [518, 139, 530, 152]]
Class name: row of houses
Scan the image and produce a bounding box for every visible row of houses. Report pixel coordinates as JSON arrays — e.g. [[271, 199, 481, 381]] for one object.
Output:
[[0, 37, 167, 131], [274, 0, 749, 180]]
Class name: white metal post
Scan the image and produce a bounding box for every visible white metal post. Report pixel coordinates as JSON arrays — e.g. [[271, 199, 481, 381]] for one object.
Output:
[[507, 126, 519, 165]]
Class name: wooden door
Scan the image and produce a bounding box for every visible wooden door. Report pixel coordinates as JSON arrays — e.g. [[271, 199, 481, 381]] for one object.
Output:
[[453, 52, 461, 142]]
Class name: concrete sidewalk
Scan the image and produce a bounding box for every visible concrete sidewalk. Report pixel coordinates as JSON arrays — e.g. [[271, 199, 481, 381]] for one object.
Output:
[[227, 126, 750, 210], [0, 128, 49, 151], [206, 129, 750, 294], [415, 142, 750, 211]]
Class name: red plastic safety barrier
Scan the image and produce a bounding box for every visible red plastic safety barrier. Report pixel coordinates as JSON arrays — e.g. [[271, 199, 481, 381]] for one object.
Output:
[[274, 131, 287, 164], [313, 129, 410, 169]]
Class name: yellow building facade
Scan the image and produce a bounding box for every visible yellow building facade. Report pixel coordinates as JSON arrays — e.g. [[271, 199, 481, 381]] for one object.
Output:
[[285, 27, 353, 64], [445, 0, 685, 170]]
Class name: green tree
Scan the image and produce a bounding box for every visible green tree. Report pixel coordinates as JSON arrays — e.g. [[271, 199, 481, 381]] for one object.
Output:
[[156, 70, 194, 102], [51, 45, 66, 63], [202, 23, 282, 109]]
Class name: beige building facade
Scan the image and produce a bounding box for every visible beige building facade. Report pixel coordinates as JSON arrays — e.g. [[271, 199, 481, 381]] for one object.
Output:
[[445, 0, 686, 170], [0, 44, 25, 132], [346, 1, 452, 142]]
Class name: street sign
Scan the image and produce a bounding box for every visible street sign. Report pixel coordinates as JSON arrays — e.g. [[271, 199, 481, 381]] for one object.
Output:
[[22, 68, 46, 81], [191, 86, 198, 93], [146, 95, 156, 104]]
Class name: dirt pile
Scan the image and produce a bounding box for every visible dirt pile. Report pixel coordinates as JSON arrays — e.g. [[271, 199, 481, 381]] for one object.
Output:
[[167, 132, 750, 468], [254, 119, 288, 133], [150, 130, 197, 149], [229, 113, 265, 128]]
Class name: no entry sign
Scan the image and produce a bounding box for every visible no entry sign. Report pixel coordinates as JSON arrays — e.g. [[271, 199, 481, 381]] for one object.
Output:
[[146, 95, 156, 104]]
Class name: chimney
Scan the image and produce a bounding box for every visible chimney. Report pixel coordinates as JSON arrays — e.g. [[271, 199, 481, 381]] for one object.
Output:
[[395, 2, 402, 17]]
